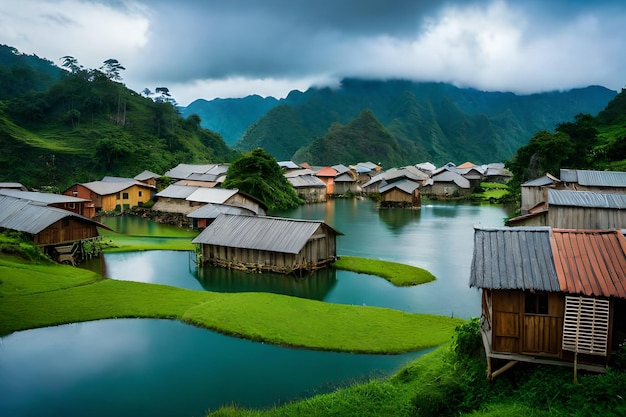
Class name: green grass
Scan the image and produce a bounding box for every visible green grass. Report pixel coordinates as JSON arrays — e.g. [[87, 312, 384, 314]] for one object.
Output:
[[0, 256, 462, 353], [333, 256, 435, 286]]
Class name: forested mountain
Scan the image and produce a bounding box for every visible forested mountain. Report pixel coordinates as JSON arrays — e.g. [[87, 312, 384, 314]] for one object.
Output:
[[507, 88, 626, 190], [188, 79, 616, 165], [0, 45, 236, 190]]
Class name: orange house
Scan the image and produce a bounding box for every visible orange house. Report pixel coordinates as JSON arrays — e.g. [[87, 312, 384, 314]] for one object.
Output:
[[315, 167, 338, 194], [64, 180, 155, 212]]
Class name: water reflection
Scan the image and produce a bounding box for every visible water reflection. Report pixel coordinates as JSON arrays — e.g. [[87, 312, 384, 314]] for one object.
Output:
[[377, 207, 422, 233], [196, 265, 337, 299]]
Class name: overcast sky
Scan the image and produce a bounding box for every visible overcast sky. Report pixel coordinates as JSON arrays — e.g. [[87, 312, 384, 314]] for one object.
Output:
[[1, 0, 625, 106]]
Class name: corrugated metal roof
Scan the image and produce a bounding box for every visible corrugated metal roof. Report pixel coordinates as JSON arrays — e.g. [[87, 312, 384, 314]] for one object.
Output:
[[192, 214, 342, 254], [548, 189, 626, 209], [187, 203, 254, 219], [278, 161, 300, 169], [134, 170, 161, 181], [0, 195, 105, 235], [470, 226, 626, 299], [284, 169, 316, 178], [576, 170, 626, 188], [82, 180, 154, 195], [522, 173, 559, 187], [332, 164, 351, 175], [316, 167, 338, 177], [164, 163, 218, 179], [186, 173, 220, 182], [0, 182, 27, 190], [470, 226, 560, 292], [431, 170, 471, 188], [551, 229, 626, 298], [334, 173, 355, 183], [379, 179, 420, 194], [287, 175, 327, 188], [155, 185, 200, 199], [0, 189, 89, 204], [186, 188, 238, 204]]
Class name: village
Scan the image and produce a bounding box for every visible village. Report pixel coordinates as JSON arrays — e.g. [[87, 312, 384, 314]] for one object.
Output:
[[1, 160, 626, 380]]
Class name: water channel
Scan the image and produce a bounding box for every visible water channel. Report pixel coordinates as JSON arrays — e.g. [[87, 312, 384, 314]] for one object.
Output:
[[0, 199, 513, 417]]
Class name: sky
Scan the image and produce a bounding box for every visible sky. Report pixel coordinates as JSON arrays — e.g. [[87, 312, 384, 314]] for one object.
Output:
[[1, 0, 625, 106]]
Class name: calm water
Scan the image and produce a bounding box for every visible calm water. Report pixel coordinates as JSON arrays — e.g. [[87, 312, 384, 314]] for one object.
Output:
[[0, 199, 511, 417]]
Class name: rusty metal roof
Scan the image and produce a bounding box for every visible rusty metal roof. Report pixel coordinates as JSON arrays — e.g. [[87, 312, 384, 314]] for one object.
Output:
[[192, 214, 341, 254], [470, 226, 626, 299], [551, 229, 626, 298]]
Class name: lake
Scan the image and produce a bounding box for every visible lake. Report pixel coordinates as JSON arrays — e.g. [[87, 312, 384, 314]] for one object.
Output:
[[0, 199, 512, 416]]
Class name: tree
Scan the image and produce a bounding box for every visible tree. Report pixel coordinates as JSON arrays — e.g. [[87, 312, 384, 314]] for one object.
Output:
[[222, 148, 303, 211], [59, 56, 82, 74], [99, 58, 125, 82]]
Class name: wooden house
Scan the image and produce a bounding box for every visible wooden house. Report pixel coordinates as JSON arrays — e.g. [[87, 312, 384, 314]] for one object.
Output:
[[378, 179, 421, 208], [153, 185, 267, 216], [164, 163, 229, 183], [64, 180, 155, 212], [507, 189, 626, 229], [520, 173, 560, 215], [285, 170, 327, 203], [192, 214, 342, 274], [470, 226, 626, 379], [0, 194, 109, 264], [0, 189, 95, 218], [187, 203, 255, 229], [420, 168, 471, 198], [134, 170, 161, 187], [560, 169, 626, 194]]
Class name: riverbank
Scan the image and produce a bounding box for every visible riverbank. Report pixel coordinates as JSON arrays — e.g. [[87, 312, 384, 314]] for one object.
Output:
[[0, 255, 462, 353]]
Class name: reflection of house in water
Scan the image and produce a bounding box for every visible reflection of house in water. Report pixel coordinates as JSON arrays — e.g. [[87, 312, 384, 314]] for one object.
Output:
[[195, 264, 338, 299], [377, 205, 422, 232], [193, 214, 342, 274], [470, 226, 626, 379]]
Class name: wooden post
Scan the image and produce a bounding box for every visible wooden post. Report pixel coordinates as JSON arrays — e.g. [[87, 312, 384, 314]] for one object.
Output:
[[574, 352, 578, 384]]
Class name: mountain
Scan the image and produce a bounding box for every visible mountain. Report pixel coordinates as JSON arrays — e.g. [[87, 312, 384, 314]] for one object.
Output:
[[187, 78, 617, 166], [182, 95, 279, 146], [0, 45, 236, 190]]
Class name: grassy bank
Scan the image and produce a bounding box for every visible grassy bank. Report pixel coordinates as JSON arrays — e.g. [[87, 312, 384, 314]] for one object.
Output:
[[0, 256, 462, 353], [99, 227, 197, 252], [333, 256, 435, 286], [206, 320, 626, 417]]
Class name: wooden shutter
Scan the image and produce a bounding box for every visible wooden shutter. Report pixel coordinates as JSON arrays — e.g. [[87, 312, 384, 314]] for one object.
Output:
[[562, 295, 610, 356]]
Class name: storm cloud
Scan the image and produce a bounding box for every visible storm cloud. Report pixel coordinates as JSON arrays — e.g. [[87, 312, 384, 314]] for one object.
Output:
[[1, 0, 624, 105]]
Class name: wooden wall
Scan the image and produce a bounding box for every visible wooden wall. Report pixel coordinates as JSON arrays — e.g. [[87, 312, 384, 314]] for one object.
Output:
[[490, 289, 564, 357], [549, 206, 626, 230], [34, 218, 99, 245]]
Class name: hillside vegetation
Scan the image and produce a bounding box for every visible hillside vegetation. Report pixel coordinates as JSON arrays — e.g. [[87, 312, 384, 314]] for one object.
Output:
[[195, 78, 616, 165], [0, 45, 237, 190], [506, 88, 626, 198]]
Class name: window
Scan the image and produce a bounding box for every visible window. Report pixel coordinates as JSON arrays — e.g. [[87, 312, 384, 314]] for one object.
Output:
[[116, 192, 121, 200], [525, 292, 549, 315], [138, 191, 143, 197], [122, 192, 129, 199]]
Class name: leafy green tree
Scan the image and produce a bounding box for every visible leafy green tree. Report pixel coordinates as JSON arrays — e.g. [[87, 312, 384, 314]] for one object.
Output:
[[99, 58, 125, 82], [222, 148, 303, 211]]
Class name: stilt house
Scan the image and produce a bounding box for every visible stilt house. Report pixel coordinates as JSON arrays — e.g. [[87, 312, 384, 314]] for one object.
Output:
[[470, 226, 626, 379], [192, 214, 342, 274]]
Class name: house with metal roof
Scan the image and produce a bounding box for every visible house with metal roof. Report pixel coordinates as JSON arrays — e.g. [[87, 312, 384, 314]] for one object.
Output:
[[187, 203, 255, 229], [134, 170, 161, 187], [520, 173, 560, 214], [560, 169, 626, 193], [0, 194, 109, 265], [164, 163, 229, 183], [470, 226, 626, 379], [285, 171, 327, 203], [507, 189, 626, 229], [378, 179, 421, 208], [192, 214, 342, 274], [153, 185, 267, 218], [0, 189, 94, 218], [420, 168, 471, 198], [64, 180, 155, 213], [0, 182, 27, 191], [315, 166, 339, 194]]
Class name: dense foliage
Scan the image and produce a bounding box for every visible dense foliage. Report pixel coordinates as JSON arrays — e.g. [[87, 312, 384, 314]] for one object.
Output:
[[293, 109, 406, 167], [506, 89, 626, 206], [0, 45, 237, 189], [222, 148, 303, 211]]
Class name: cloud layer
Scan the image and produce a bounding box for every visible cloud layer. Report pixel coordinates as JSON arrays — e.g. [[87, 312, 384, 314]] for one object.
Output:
[[1, 0, 624, 105]]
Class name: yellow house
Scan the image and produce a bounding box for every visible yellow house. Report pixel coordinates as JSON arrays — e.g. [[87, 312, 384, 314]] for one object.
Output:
[[64, 179, 155, 212]]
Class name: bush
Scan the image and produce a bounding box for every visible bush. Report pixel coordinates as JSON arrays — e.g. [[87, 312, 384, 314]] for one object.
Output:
[[452, 317, 483, 360]]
